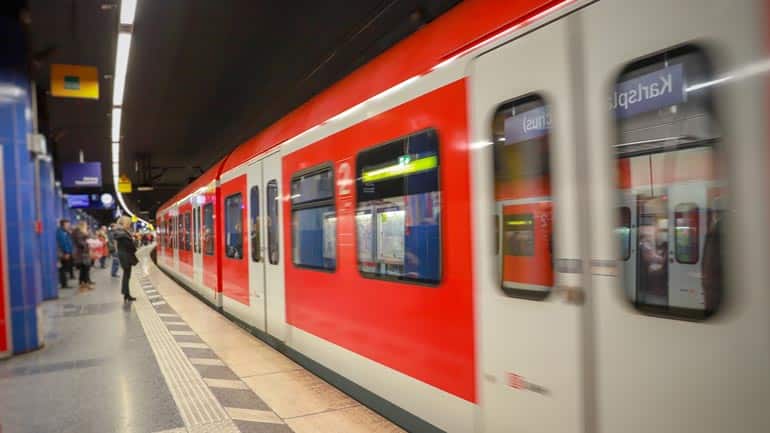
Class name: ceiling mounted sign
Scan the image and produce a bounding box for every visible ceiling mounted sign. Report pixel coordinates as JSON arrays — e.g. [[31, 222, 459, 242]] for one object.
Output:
[[50, 64, 99, 99], [118, 175, 132, 193], [60, 162, 102, 188]]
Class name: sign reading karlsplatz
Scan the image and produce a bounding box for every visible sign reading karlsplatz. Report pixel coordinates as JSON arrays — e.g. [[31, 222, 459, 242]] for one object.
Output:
[[611, 63, 685, 118]]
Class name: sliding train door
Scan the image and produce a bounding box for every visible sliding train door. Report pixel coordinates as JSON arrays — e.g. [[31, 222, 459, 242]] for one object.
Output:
[[580, 0, 770, 432], [246, 159, 267, 332], [192, 204, 203, 284], [469, 14, 587, 433], [262, 151, 286, 340]]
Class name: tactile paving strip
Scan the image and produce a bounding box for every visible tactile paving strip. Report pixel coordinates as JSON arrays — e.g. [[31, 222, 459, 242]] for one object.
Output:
[[136, 266, 293, 433]]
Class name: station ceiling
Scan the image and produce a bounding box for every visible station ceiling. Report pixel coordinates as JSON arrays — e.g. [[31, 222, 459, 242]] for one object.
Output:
[[26, 0, 460, 221]]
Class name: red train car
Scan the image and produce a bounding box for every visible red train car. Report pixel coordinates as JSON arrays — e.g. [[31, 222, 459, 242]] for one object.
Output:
[[157, 0, 770, 432]]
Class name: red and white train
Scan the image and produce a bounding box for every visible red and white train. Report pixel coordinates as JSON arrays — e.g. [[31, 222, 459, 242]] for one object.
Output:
[[156, 0, 770, 431]]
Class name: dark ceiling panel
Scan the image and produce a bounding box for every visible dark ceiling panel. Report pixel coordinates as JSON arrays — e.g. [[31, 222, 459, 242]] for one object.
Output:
[[28, 0, 460, 221]]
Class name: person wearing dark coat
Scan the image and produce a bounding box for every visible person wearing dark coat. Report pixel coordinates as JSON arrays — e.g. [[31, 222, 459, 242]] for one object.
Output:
[[71, 220, 93, 291], [114, 216, 138, 301], [56, 219, 74, 288]]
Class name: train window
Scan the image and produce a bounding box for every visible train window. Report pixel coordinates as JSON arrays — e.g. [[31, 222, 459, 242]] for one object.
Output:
[[224, 193, 244, 259], [184, 212, 191, 251], [203, 203, 214, 256], [193, 208, 199, 253], [492, 94, 553, 299], [291, 167, 335, 271], [618, 207, 631, 261], [177, 215, 184, 251], [613, 45, 723, 318], [266, 180, 279, 265], [250, 186, 261, 263], [674, 203, 699, 264], [356, 129, 441, 284]]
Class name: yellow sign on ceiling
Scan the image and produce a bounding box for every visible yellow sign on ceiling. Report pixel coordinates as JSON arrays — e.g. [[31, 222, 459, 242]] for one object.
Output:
[[50, 64, 99, 99], [118, 175, 132, 193]]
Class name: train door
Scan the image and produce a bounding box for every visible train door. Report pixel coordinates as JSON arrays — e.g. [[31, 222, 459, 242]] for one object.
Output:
[[246, 159, 267, 332], [172, 213, 179, 270], [263, 151, 286, 340], [193, 204, 203, 284], [579, 0, 770, 432], [469, 15, 586, 433]]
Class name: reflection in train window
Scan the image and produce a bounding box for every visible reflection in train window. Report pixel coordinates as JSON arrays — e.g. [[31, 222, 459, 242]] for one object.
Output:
[[503, 214, 534, 256], [291, 167, 335, 271], [250, 186, 261, 263], [355, 129, 441, 284], [203, 203, 214, 256], [194, 207, 200, 253], [184, 212, 191, 251], [266, 180, 279, 265], [618, 207, 631, 260], [224, 193, 244, 259], [675, 203, 699, 264], [492, 94, 553, 298], [614, 45, 723, 318]]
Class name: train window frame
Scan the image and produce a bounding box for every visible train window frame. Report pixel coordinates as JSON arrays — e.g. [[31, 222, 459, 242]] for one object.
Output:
[[612, 44, 723, 320], [224, 193, 244, 260], [491, 93, 553, 301], [354, 128, 442, 286], [266, 180, 280, 265], [184, 211, 192, 251], [203, 203, 214, 256], [290, 164, 337, 272], [250, 186, 261, 263]]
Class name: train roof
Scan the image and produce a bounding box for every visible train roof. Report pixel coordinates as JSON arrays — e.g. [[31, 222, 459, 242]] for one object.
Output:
[[158, 0, 565, 214]]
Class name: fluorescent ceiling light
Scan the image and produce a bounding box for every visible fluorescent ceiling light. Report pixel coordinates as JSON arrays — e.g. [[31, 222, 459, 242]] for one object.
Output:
[[113, 32, 132, 106], [112, 162, 120, 175], [120, 0, 137, 25], [111, 141, 120, 156], [111, 107, 122, 141]]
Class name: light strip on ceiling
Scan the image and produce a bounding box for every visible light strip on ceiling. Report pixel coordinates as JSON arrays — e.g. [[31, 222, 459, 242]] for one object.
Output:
[[110, 0, 151, 229], [113, 32, 132, 106]]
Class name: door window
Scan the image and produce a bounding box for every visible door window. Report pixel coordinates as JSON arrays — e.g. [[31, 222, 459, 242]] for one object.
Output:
[[203, 203, 214, 256], [184, 212, 191, 251], [266, 180, 279, 265], [613, 45, 723, 317], [250, 186, 261, 262], [491, 94, 553, 298]]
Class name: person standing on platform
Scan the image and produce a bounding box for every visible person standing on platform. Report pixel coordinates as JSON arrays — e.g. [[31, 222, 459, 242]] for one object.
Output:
[[114, 216, 138, 302], [108, 223, 120, 278], [72, 221, 93, 291], [97, 227, 109, 268], [56, 219, 74, 289]]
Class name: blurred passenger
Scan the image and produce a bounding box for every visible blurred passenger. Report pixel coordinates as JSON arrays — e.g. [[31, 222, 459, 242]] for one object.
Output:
[[72, 221, 93, 291], [56, 219, 73, 289], [702, 217, 723, 312], [97, 227, 109, 268], [108, 223, 120, 278], [114, 216, 138, 302]]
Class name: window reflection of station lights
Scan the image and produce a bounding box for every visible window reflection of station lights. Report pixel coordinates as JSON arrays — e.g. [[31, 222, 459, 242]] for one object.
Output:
[[362, 155, 437, 183], [506, 219, 533, 226]]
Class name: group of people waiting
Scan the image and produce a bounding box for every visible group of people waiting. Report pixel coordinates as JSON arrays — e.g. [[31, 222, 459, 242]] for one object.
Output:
[[55, 216, 139, 301]]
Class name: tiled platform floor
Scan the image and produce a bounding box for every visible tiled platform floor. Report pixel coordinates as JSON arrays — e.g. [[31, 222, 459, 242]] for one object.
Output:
[[0, 247, 404, 433]]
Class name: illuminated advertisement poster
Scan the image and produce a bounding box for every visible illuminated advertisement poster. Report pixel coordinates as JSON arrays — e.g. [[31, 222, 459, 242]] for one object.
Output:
[[356, 209, 374, 263], [377, 205, 404, 264], [322, 212, 336, 260]]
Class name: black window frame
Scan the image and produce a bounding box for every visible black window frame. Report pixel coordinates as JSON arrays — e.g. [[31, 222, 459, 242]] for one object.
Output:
[[250, 186, 261, 263], [618, 206, 632, 261], [290, 164, 336, 272], [184, 212, 192, 251], [613, 44, 723, 320], [491, 93, 553, 300], [674, 202, 700, 265], [354, 128, 442, 286], [266, 180, 280, 265]]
